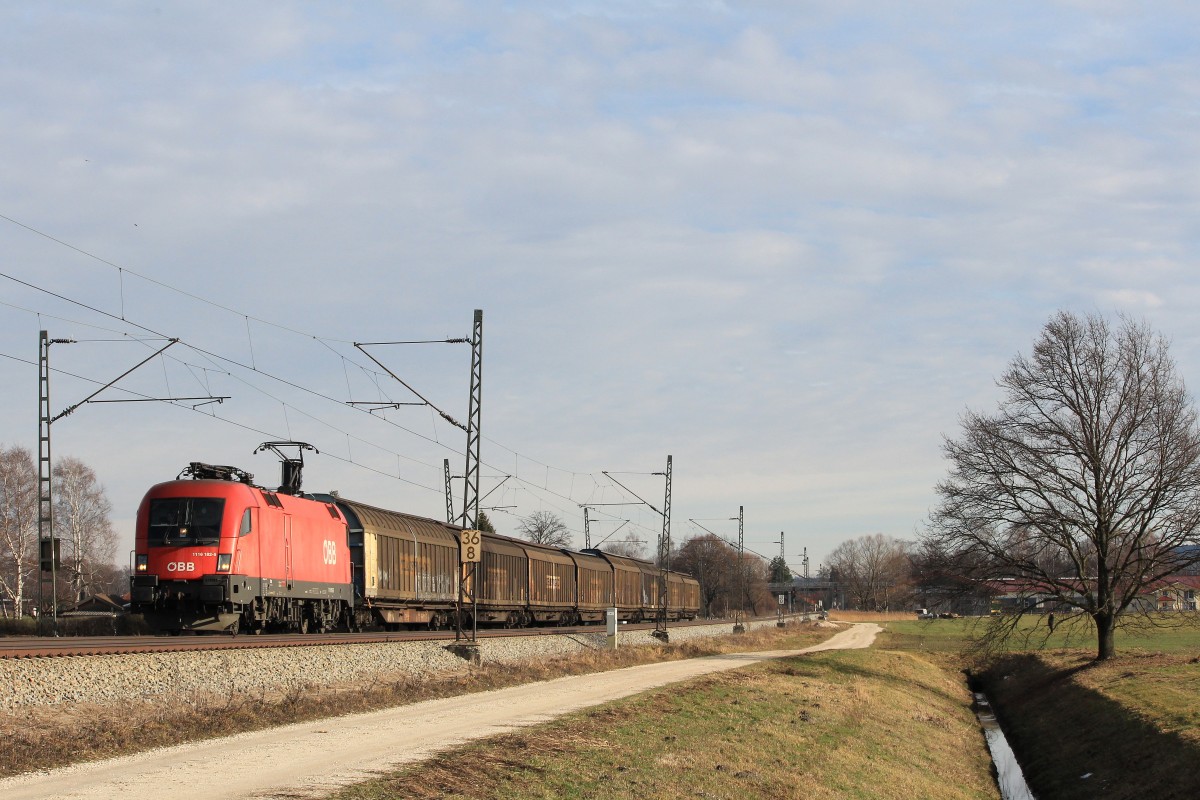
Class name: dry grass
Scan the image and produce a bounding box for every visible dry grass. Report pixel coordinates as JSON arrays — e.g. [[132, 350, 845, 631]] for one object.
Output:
[[333, 647, 1000, 800], [980, 651, 1200, 800], [0, 623, 836, 779], [881, 617, 1200, 799]]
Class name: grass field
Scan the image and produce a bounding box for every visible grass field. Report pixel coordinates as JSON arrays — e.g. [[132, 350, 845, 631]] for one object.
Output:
[[323, 615, 1200, 799], [878, 613, 1200, 800], [332, 644, 1000, 800], [879, 613, 1200, 657]]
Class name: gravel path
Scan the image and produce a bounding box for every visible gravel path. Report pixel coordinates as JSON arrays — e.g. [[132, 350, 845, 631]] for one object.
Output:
[[0, 622, 878, 800]]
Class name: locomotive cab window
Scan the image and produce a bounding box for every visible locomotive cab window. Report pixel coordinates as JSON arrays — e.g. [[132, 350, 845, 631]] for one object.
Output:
[[148, 498, 225, 546], [239, 508, 252, 537]]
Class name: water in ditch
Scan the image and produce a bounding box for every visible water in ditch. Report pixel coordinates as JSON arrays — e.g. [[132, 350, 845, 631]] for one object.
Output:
[[973, 692, 1036, 800]]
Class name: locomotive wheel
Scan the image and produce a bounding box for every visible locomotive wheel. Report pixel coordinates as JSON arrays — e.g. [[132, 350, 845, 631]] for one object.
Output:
[[299, 616, 310, 635]]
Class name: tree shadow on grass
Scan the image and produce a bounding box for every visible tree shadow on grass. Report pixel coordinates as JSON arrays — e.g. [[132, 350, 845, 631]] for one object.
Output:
[[978, 653, 1200, 800]]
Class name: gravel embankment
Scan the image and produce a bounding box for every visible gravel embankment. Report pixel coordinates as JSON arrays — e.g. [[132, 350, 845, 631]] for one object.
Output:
[[1, 619, 789, 710]]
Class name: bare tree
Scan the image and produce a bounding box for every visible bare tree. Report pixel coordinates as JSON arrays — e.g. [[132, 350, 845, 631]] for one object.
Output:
[[0, 446, 38, 617], [743, 554, 772, 614], [89, 562, 132, 598], [53, 457, 118, 602], [674, 534, 737, 616], [516, 510, 572, 548], [927, 312, 1200, 661], [826, 533, 912, 611], [599, 539, 646, 559]]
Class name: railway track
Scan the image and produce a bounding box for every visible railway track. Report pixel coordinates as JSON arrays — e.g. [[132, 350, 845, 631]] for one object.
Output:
[[0, 618, 726, 659]]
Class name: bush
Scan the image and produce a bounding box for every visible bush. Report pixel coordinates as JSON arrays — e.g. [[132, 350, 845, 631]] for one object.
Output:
[[0, 614, 152, 637], [0, 617, 38, 636]]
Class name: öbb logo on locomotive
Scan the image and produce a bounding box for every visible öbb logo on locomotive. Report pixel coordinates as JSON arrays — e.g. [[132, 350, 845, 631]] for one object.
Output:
[[129, 456, 701, 635]]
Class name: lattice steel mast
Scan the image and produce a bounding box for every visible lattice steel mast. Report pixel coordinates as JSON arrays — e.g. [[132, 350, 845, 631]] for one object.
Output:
[[36, 332, 60, 627], [444, 459, 454, 523], [462, 309, 483, 529], [734, 505, 746, 633], [456, 309, 483, 645], [36, 331, 188, 628], [652, 454, 673, 642]]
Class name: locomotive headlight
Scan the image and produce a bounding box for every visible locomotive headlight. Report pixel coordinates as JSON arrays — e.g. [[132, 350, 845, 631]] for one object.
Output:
[[136, 554, 148, 573], [216, 553, 232, 573]]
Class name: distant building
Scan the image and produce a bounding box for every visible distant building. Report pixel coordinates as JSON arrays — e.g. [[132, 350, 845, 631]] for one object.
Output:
[[1131, 576, 1200, 612]]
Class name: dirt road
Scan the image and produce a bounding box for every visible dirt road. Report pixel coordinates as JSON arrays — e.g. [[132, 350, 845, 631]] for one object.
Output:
[[2, 623, 880, 800]]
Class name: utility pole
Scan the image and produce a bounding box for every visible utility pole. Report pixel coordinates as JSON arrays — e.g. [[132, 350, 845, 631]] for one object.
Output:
[[461, 309, 482, 529], [733, 505, 745, 633], [652, 455, 672, 642], [443, 459, 454, 524], [456, 309, 483, 647], [36, 332, 63, 629], [774, 531, 786, 626], [37, 332, 191, 630]]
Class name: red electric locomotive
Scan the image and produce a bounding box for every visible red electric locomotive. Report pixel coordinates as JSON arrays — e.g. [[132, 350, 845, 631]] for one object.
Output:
[[129, 459, 353, 634]]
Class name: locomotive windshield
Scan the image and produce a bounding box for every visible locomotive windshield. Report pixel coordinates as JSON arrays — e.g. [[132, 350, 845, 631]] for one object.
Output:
[[147, 498, 225, 546]]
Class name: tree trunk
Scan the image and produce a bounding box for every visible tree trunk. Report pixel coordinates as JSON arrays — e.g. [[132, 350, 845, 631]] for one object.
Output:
[[1095, 612, 1117, 661]]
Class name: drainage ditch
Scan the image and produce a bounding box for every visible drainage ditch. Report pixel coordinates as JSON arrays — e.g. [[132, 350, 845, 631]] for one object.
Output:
[[973, 691, 1036, 800]]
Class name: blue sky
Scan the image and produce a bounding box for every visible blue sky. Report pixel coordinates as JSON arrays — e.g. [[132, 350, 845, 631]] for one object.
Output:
[[3, 2, 1199, 570]]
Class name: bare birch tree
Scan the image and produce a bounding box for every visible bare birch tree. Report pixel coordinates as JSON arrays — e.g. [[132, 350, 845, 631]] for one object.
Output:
[[53, 457, 118, 602], [927, 312, 1200, 660], [0, 446, 38, 617]]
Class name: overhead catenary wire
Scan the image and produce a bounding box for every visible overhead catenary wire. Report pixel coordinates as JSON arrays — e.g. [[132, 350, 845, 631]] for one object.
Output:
[[0, 218, 608, 494], [0, 214, 708, 535]]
